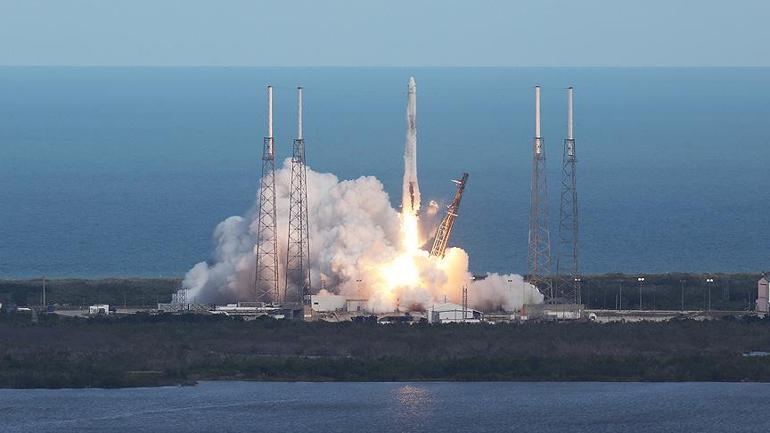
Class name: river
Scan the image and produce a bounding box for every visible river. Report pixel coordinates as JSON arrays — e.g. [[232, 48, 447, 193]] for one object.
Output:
[[0, 381, 766, 432]]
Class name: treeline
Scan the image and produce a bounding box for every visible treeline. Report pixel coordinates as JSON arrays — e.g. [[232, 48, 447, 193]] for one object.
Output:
[[2, 313, 770, 387], [578, 273, 762, 311], [0, 273, 764, 311], [0, 278, 180, 308]]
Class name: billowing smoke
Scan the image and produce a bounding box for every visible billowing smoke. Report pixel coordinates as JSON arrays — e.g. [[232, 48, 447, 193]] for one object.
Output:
[[180, 160, 543, 312], [469, 273, 544, 312]]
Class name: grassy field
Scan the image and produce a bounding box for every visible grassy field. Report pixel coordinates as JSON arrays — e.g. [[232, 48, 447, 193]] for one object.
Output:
[[1, 313, 770, 388]]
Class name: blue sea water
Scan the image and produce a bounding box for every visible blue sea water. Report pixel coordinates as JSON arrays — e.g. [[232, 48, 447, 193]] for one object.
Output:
[[0, 67, 767, 278], [1, 381, 768, 433]]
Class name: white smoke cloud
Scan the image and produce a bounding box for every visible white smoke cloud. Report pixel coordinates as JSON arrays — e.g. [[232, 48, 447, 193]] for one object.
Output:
[[180, 160, 542, 312], [470, 273, 544, 312]]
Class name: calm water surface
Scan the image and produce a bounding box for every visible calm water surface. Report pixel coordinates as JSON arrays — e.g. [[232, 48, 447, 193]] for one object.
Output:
[[0, 381, 768, 433]]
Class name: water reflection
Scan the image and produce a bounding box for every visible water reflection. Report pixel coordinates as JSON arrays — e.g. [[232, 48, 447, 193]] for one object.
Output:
[[391, 385, 433, 428]]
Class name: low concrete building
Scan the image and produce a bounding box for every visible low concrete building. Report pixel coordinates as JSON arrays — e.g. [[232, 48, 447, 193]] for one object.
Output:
[[211, 303, 286, 319], [523, 303, 583, 320], [484, 312, 518, 323], [89, 304, 110, 315], [310, 294, 348, 312], [156, 302, 210, 313], [345, 298, 368, 313], [310, 294, 369, 314], [428, 302, 482, 324]]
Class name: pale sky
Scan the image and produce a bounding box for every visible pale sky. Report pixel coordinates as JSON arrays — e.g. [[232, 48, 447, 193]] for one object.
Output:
[[1, 0, 768, 66]]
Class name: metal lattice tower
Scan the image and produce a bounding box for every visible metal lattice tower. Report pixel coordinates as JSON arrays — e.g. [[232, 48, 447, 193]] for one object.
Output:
[[527, 86, 553, 299], [430, 172, 469, 258], [285, 87, 312, 304], [254, 85, 280, 303], [556, 87, 580, 304], [176, 286, 187, 307]]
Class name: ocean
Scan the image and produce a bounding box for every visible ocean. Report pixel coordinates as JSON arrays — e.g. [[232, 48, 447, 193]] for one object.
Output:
[[1, 381, 768, 433], [0, 67, 767, 278]]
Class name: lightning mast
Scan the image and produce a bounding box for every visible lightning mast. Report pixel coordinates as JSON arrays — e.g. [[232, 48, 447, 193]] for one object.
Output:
[[254, 86, 280, 303], [285, 87, 312, 304], [556, 87, 580, 304], [527, 86, 553, 299], [430, 173, 469, 258]]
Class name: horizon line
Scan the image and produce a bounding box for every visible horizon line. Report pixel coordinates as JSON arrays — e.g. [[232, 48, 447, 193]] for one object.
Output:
[[2, 65, 770, 69]]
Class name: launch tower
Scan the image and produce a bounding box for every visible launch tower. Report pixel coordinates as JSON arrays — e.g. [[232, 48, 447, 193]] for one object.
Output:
[[527, 86, 553, 299], [285, 87, 312, 304], [556, 87, 580, 304], [254, 86, 280, 303]]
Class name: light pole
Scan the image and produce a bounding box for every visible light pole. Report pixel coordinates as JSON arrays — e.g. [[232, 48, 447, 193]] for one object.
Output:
[[705, 278, 714, 311], [575, 278, 583, 306], [618, 281, 623, 310], [637, 277, 645, 311], [680, 279, 686, 311]]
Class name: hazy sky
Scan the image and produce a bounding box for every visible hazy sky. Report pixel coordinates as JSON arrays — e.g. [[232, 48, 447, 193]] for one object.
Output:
[[1, 0, 768, 66]]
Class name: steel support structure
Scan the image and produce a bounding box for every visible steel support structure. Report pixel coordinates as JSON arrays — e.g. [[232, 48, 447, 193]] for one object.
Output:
[[430, 172, 469, 258], [254, 86, 280, 303], [527, 86, 553, 299], [556, 87, 580, 304], [285, 87, 312, 304]]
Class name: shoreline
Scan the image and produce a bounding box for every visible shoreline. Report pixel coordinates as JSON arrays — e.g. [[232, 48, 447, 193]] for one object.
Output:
[[2, 314, 770, 389], [2, 273, 767, 389]]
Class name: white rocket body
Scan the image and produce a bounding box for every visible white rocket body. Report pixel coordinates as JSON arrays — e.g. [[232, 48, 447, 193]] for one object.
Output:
[[402, 77, 421, 215]]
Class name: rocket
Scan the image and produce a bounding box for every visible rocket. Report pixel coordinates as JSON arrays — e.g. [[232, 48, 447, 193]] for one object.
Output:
[[402, 77, 421, 215]]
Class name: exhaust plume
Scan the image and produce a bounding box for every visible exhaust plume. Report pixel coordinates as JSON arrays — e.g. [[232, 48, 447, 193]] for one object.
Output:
[[179, 77, 542, 312], [180, 161, 542, 312]]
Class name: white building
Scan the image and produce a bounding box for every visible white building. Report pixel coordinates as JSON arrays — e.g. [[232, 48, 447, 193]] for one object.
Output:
[[757, 276, 769, 313], [428, 302, 482, 324], [89, 304, 110, 315], [309, 294, 369, 313], [522, 303, 583, 320], [310, 294, 348, 312], [212, 303, 285, 319], [345, 298, 368, 313]]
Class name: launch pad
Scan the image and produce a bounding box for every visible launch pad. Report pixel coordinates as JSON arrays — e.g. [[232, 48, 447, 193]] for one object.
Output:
[[173, 77, 587, 318]]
